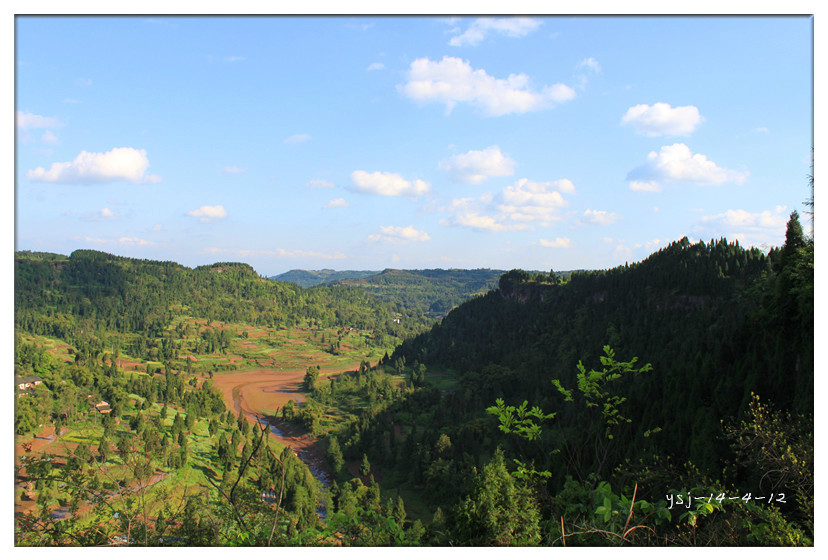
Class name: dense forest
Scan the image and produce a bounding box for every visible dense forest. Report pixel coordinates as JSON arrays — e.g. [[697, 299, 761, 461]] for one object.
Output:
[[13, 210, 813, 546], [331, 268, 505, 318], [272, 269, 380, 289]]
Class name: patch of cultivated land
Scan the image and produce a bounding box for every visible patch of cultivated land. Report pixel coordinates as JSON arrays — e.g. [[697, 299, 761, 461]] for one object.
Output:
[[211, 362, 362, 472]]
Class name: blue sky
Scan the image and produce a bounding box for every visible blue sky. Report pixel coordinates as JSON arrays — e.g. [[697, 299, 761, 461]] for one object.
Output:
[[14, 15, 814, 276]]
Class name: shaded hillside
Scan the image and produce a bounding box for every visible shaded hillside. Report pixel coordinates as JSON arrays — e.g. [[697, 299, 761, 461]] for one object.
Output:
[[389, 234, 813, 472]]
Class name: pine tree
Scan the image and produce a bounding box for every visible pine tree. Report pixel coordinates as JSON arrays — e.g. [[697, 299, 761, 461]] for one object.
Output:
[[360, 453, 371, 477]]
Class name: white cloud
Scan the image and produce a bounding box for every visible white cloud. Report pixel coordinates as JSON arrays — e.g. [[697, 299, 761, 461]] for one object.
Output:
[[119, 237, 152, 246], [699, 206, 789, 247], [576, 57, 601, 72], [324, 198, 349, 209], [539, 237, 571, 248], [440, 177, 573, 232], [621, 103, 704, 136], [224, 56, 246, 62], [16, 111, 63, 129], [368, 225, 431, 244], [28, 148, 155, 184], [80, 235, 151, 246], [27, 147, 161, 184], [582, 209, 620, 226], [284, 133, 311, 144], [350, 170, 430, 198], [629, 180, 661, 192], [701, 206, 788, 230], [367, 62, 385, 71], [307, 178, 335, 189], [400, 56, 576, 116], [448, 17, 542, 47], [41, 131, 59, 145], [635, 239, 664, 251], [187, 205, 227, 222], [498, 178, 570, 224], [83, 207, 117, 222], [440, 197, 528, 233], [754, 126, 770, 134], [626, 143, 748, 190], [222, 166, 245, 174], [440, 145, 516, 184]]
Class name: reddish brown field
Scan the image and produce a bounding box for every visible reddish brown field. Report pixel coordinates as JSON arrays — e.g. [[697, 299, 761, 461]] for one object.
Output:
[[211, 363, 360, 473]]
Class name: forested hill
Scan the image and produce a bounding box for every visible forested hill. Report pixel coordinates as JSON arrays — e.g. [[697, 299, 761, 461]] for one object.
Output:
[[271, 269, 380, 288], [14, 249, 432, 344], [390, 231, 813, 473], [331, 268, 506, 317]]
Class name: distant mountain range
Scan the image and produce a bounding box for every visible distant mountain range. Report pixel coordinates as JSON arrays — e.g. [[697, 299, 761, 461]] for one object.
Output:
[[272, 268, 508, 317]]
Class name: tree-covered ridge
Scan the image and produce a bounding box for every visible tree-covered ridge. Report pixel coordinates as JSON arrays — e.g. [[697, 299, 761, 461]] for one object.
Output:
[[271, 269, 381, 288], [390, 231, 812, 473], [331, 268, 506, 317], [325, 216, 812, 545], [15, 249, 432, 343]]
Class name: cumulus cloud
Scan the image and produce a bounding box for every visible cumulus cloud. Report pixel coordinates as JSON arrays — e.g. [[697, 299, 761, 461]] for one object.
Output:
[[400, 56, 576, 116], [539, 237, 571, 248], [440, 146, 516, 184], [349, 170, 430, 198], [284, 133, 311, 144], [307, 178, 335, 189], [701, 206, 788, 230], [440, 177, 574, 232], [27, 147, 161, 184], [368, 225, 431, 244], [367, 62, 385, 71], [448, 17, 541, 47], [324, 198, 349, 209], [498, 179, 570, 224], [187, 205, 227, 222], [699, 206, 789, 247], [626, 143, 748, 190], [16, 111, 63, 129], [440, 197, 528, 233], [581, 209, 620, 226], [621, 103, 704, 136]]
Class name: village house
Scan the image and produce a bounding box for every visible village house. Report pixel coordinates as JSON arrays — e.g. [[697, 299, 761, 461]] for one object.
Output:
[[15, 375, 42, 395], [94, 401, 112, 414]]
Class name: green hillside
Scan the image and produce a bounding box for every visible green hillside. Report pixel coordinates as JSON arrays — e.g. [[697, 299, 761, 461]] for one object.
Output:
[[333, 268, 506, 318], [13, 213, 813, 546], [271, 269, 380, 288]]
